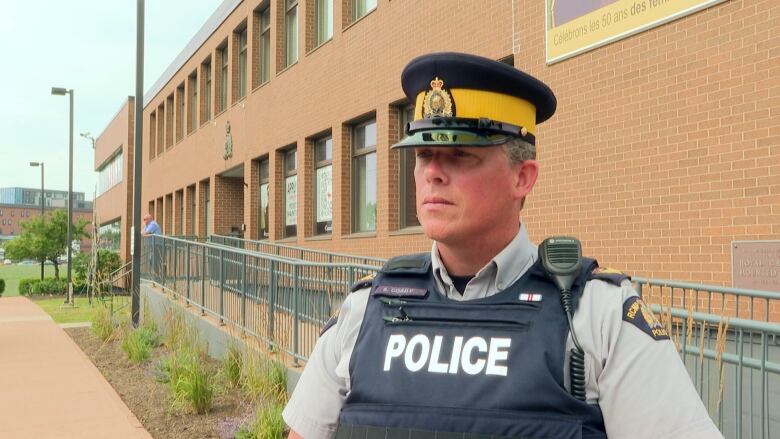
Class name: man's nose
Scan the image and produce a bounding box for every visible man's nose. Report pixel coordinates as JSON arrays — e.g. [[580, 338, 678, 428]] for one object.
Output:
[[423, 156, 448, 184]]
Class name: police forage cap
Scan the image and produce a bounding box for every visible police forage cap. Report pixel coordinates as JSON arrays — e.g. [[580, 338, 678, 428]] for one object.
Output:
[[393, 52, 557, 148]]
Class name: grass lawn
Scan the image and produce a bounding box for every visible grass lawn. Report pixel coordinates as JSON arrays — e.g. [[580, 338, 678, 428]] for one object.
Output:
[[0, 264, 69, 297], [32, 295, 131, 324]]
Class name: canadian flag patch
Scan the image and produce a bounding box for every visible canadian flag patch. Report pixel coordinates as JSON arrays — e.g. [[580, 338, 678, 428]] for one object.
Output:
[[518, 293, 543, 302]]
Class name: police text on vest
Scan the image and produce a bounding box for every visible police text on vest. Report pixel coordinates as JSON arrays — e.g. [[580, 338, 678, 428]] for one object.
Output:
[[383, 334, 510, 376]]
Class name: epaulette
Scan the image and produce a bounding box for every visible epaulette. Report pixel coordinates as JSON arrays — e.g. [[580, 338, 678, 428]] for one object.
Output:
[[350, 273, 376, 292], [381, 253, 431, 275], [588, 266, 630, 286]]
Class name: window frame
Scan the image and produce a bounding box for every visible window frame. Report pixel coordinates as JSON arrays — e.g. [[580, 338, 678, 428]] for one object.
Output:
[[352, 0, 377, 22], [283, 147, 298, 238], [258, 158, 270, 239], [218, 44, 228, 112], [313, 135, 333, 235], [351, 119, 377, 233], [315, 0, 333, 47], [398, 104, 420, 229], [237, 27, 248, 100], [285, 0, 299, 67]]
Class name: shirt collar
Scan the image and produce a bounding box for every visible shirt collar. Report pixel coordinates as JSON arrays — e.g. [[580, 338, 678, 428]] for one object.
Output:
[[430, 224, 538, 299]]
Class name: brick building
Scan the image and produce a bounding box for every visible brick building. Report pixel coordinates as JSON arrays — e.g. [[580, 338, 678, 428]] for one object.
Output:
[[93, 97, 135, 261], [0, 204, 93, 253], [108, 0, 777, 287]]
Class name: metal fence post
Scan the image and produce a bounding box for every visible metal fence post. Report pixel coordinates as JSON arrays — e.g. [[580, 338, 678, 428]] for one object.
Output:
[[293, 264, 300, 366], [186, 242, 191, 305], [268, 260, 276, 350], [242, 254, 247, 334], [201, 246, 206, 316], [173, 240, 178, 293], [219, 248, 225, 325]]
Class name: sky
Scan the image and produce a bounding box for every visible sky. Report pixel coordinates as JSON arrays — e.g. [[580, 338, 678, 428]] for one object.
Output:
[[0, 0, 226, 201]]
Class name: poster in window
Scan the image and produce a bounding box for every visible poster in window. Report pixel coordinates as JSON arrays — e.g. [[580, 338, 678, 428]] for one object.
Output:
[[316, 165, 332, 223], [546, 0, 728, 63], [260, 183, 269, 238], [285, 175, 297, 226]]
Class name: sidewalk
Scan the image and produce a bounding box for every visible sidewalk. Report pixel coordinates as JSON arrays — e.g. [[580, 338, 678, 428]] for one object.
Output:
[[0, 296, 152, 439]]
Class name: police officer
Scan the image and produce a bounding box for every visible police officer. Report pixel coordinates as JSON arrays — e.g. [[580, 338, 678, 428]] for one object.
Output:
[[283, 52, 722, 439]]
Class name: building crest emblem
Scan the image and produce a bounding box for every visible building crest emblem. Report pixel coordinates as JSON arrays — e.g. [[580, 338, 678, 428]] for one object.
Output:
[[422, 77, 454, 118], [224, 122, 233, 160]]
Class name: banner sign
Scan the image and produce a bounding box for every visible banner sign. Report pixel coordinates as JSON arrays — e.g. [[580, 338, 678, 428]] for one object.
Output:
[[546, 0, 728, 63], [285, 176, 297, 226], [316, 165, 333, 222]]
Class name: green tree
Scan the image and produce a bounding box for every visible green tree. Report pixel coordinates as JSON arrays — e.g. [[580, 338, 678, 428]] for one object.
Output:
[[4, 209, 90, 279]]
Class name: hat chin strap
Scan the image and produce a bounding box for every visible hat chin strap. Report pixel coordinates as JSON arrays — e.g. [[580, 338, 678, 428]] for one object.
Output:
[[408, 117, 535, 145]]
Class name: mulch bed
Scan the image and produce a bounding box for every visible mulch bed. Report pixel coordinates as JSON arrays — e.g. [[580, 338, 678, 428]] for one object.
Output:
[[66, 327, 254, 439]]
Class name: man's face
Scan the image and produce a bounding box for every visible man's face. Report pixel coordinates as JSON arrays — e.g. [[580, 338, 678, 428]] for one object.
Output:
[[143, 216, 151, 225], [414, 145, 531, 246]]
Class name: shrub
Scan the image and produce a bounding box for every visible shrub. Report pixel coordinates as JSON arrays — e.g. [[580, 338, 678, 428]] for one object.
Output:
[[91, 306, 116, 342], [0, 278, 5, 296], [18, 277, 68, 296], [73, 250, 123, 284], [242, 353, 288, 405], [221, 343, 243, 389], [120, 324, 160, 364], [162, 307, 197, 351], [235, 404, 287, 439], [168, 347, 215, 414]]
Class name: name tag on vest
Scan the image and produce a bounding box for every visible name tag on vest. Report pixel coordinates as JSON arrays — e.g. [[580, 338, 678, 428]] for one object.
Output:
[[373, 285, 428, 298]]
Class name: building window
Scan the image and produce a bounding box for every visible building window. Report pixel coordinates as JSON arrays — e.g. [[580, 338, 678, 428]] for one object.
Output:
[[97, 151, 124, 196], [314, 136, 333, 235], [189, 185, 196, 235], [149, 111, 157, 160], [157, 103, 165, 155], [285, 0, 298, 67], [219, 45, 228, 112], [352, 119, 377, 232], [237, 27, 248, 100], [259, 7, 271, 84], [204, 182, 211, 236], [202, 59, 212, 122], [399, 105, 419, 228], [316, 0, 333, 46], [166, 94, 174, 148], [284, 148, 297, 238], [177, 84, 185, 141], [188, 71, 198, 133], [352, 0, 376, 22], [258, 159, 270, 239], [98, 221, 121, 252]]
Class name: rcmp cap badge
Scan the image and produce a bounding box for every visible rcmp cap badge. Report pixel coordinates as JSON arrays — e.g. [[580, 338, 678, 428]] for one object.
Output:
[[422, 77, 454, 118]]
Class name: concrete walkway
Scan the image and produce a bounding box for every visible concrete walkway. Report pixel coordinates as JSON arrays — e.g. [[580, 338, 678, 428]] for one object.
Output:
[[0, 297, 152, 439]]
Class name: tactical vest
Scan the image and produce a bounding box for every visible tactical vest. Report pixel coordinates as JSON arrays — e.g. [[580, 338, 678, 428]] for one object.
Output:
[[336, 253, 607, 439]]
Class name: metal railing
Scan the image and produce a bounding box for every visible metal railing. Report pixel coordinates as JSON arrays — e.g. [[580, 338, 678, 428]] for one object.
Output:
[[141, 235, 779, 438], [141, 235, 379, 364], [208, 234, 386, 267], [635, 278, 780, 438]]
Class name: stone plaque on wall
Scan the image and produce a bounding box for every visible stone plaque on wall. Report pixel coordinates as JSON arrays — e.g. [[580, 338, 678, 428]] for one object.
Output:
[[732, 241, 780, 292]]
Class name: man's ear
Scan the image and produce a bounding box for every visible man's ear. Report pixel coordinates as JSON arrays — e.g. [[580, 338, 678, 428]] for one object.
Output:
[[513, 159, 539, 200]]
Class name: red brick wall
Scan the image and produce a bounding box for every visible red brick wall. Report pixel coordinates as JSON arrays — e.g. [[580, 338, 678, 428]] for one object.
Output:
[[137, 0, 779, 290]]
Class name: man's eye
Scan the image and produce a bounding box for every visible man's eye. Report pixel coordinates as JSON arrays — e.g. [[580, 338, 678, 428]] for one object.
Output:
[[453, 150, 471, 158], [416, 151, 432, 159]]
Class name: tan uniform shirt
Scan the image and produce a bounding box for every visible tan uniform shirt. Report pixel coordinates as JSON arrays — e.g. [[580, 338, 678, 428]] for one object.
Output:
[[283, 226, 723, 439]]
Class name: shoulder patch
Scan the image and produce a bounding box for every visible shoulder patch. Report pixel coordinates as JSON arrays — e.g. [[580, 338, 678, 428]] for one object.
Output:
[[350, 273, 376, 292], [589, 266, 631, 286], [622, 296, 669, 341]]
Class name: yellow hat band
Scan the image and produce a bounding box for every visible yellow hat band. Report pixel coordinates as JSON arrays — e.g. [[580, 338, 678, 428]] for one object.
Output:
[[414, 88, 537, 135]]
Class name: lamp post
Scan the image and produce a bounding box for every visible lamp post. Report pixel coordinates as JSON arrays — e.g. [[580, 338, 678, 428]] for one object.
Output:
[[51, 86, 74, 306], [132, 0, 146, 327], [80, 131, 96, 149], [29, 162, 44, 280]]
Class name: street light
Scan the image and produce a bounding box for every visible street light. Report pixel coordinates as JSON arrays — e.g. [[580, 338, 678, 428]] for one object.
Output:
[[80, 131, 96, 149], [29, 161, 44, 281], [51, 86, 75, 306]]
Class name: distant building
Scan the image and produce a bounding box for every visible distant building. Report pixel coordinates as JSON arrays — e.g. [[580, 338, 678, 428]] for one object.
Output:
[[0, 204, 93, 253], [0, 187, 93, 210], [93, 97, 134, 261]]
